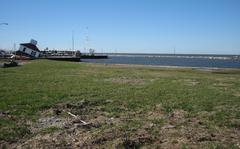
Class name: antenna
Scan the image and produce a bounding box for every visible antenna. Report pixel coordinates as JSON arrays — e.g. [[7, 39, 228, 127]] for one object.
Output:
[[84, 27, 89, 54], [13, 43, 16, 51], [72, 31, 74, 51], [174, 46, 176, 55]]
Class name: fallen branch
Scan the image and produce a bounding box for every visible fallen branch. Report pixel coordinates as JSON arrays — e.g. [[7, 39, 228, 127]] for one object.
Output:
[[162, 125, 175, 129], [67, 111, 88, 125], [67, 111, 77, 118]]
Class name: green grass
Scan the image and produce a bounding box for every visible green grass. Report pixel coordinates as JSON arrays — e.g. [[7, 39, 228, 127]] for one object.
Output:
[[0, 60, 240, 147]]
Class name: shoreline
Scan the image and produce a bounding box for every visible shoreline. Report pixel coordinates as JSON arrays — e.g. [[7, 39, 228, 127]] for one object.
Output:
[[81, 62, 240, 71]]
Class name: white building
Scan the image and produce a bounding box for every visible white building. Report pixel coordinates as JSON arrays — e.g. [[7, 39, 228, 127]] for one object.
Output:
[[17, 39, 40, 58]]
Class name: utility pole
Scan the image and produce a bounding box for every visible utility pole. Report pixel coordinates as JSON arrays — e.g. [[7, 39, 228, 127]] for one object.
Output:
[[14, 43, 16, 51], [0, 23, 8, 51], [84, 27, 89, 54]]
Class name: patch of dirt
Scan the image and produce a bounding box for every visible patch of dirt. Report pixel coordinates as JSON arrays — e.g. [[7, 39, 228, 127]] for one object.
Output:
[[32, 116, 68, 133], [104, 77, 147, 85], [17, 60, 32, 66], [8, 100, 240, 149], [213, 82, 233, 87], [233, 92, 240, 97], [182, 79, 199, 86], [147, 111, 164, 121]]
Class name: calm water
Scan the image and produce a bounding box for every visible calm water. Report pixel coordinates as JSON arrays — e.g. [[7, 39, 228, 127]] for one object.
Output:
[[81, 54, 240, 68]]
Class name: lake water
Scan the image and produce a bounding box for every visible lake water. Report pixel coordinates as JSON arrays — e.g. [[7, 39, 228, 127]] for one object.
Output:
[[81, 54, 240, 68]]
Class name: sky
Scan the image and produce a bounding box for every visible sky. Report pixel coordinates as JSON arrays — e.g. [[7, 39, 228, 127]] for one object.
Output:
[[0, 0, 240, 54]]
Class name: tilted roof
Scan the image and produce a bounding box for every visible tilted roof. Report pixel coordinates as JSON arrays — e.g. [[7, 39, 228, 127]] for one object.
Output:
[[20, 43, 40, 52]]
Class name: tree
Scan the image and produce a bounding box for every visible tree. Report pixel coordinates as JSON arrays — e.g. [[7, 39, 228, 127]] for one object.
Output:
[[75, 50, 81, 57], [89, 48, 95, 56]]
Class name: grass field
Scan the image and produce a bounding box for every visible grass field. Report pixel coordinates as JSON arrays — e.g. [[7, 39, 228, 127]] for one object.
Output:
[[0, 60, 240, 148]]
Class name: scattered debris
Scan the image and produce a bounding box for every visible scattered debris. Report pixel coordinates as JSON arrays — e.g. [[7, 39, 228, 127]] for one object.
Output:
[[3, 60, 18, 68]]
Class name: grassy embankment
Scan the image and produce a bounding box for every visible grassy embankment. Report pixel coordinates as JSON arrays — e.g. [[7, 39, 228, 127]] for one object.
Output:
[[0, 60, 240, 148]]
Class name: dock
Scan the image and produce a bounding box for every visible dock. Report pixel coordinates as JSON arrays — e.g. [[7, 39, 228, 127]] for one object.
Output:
[[81, 55, 108, 59], [42, 55, 108, 62], [45, 57, 81, 62]]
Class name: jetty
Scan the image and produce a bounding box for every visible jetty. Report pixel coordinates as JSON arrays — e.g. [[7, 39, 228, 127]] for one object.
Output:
[[40, 50, 108, 62]]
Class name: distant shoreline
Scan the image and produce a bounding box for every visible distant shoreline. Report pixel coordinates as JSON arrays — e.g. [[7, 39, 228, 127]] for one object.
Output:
[[96, 53, 240, 56], [107, 54, 240, 60]]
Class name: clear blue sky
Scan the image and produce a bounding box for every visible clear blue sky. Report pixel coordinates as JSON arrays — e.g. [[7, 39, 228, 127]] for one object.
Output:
[[1, 0, 240, 54]]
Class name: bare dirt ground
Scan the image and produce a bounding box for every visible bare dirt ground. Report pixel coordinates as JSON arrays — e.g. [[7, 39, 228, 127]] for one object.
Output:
[[9, 99, 240, 149]]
